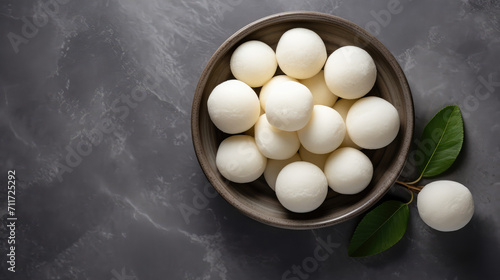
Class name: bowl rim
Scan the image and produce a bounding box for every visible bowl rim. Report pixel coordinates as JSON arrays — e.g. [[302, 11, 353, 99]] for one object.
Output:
[[191, 11, 414, 229]]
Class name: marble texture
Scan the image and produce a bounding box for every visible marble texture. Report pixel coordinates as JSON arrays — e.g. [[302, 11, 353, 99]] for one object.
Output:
[[0, 0, 499, 279]]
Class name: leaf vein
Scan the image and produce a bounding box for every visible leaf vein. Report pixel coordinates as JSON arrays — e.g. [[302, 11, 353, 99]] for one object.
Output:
[[351, 202, 406, 255], [420, 107, 457, 176]]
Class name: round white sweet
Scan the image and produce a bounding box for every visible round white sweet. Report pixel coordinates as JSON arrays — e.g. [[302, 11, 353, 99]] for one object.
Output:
[[324, 147, 373, 194], [299, 70, 338, 107], [254, 114, 300, 160], [259, 75, 297, 111], [265, 81, 314, 131], [264, 153, 301, 191], [332, 98, 360, 149], [207, 80, 260, 134], [297, 105, 345, 154], [324, 46, 377, 99], [276, 28, 327, 79], [417, 180, 474, 232], [275, 161, 328, 213], [230, 40, 277, 87], [346, 96, 400, 149], [243, 106, 264, 137], [215, 135, 267, 183], [299, 145, 329, 171]]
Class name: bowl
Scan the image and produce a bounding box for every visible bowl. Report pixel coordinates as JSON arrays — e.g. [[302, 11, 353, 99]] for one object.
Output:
[[191, 11, 414, 229]]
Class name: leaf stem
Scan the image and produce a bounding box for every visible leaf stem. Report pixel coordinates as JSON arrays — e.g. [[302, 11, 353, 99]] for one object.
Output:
[[407, 185, 423, 192], [396, 180, 412, 188], [405, 189, 414, 205], [396, 180, 424, 193], [405, 174, 423, 186]]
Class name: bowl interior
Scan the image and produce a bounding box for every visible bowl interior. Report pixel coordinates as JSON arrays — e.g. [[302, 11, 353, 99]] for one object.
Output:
[[192, 12, 414, 229]]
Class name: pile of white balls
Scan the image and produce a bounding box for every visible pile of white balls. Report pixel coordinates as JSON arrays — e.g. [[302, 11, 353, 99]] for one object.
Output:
[[207, 27, 400, 213]]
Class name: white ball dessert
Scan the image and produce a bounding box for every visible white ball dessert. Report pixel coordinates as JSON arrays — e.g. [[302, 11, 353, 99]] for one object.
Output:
[[275, 161, 328, 213], [259, 75, 297, 111], [324, 147, 373, 194], [276, 28, 327, 79], [299, 145, 329, 171], [243, 106, 264, 137], [417, 180, 474, 232], [265, 81, 314, 131], [264, 153, 301, 191], [324, 46, 377, 99], [297, 105, 345, 154], [230, 40, 277, 87], [254, 114, 300, 160], [332, 98, 361, 149], [346, 96, 400, 149], [207, 79, 260, 134], [299, 70, 338, 107], [216, 135, 267, 183]]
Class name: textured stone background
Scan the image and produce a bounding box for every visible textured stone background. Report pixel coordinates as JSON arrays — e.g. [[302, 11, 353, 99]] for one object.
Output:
[[1, 0, 499, 279]]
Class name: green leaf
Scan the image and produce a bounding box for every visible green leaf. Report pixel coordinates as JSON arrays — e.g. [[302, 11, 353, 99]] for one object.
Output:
[[417, 105, 464, 178], [348, 200, 409, 257]]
